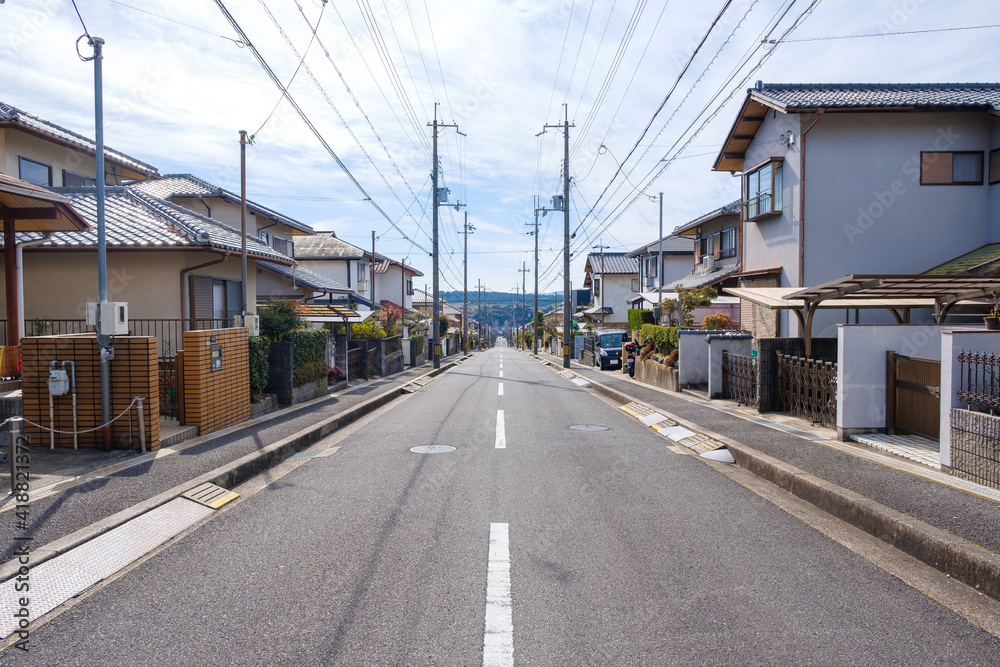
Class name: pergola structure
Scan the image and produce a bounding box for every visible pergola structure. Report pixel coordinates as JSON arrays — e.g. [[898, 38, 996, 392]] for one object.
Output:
[[0, 173, 90, 348], [725, 274, 1000, 356]]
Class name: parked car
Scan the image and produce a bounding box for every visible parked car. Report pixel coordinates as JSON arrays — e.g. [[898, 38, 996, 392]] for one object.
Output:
[[593, 329, 626, 370]]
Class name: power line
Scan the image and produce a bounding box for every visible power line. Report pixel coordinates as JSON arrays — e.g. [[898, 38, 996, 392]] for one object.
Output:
[[212, 0, 432, 256], [771, 23, 1000, 43]]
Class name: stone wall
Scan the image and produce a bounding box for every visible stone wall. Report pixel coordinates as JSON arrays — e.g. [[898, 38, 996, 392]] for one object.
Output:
[[949, 408, 1000, 490]]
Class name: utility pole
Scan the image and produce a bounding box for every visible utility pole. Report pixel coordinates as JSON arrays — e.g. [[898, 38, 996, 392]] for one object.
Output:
[[519, 261, 529, 350], [477, 279, 482, 350], [239, 131, 249, 319], [656, 192, 664, 323], [540, 104, 575, 368], [84, 35, 112, 450], [461, 212, 474, 353], [428, 104, 462, 369], [371, 230, 376, 308], [529, 196, 547, 357], [592, 239, 610, 328]]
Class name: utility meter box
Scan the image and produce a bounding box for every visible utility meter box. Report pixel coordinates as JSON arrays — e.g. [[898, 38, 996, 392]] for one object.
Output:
[[98, 302, 129, 336], [48, 369, 70, 396], [243, 314, 260, 337]]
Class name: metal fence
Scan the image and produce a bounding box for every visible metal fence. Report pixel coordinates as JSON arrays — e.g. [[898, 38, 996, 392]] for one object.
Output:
[[776, 352, 837, 427], [721, 351, 759, 409], [957, 351, 1000, 415], [19, 318, 234, 358]]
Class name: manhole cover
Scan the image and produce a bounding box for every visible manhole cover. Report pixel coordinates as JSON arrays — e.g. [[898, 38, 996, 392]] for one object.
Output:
[[410, 445, 457, 454], [570, 425, 608, 431]]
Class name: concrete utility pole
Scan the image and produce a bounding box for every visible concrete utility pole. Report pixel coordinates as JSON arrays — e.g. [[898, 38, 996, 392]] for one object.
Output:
[[519, 261, 529, 350], [371, 230, 376, 308], [540, 105, 574, 368], [428, 104, 461, 369], [656, 192, 664, 323], [477, 279, 482, 350], [461, 212, 474, 353], [239, 131, 249, 318]]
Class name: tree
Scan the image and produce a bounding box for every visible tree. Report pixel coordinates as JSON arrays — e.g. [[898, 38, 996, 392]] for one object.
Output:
[[661, 286, 717, 327], [258, 300, 304, 341], [375, 303, 405, 336], [439, 315, 449, 337]]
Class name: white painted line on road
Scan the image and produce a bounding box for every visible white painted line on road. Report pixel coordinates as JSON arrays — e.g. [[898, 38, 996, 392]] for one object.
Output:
[[499, 370, 503, 378], [483, 522, 513, 667], [495, 410, 506, 449], [498, 383, 504, 396]]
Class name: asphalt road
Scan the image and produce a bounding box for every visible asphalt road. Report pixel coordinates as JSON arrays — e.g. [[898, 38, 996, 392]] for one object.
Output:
[[3, 346, 999, 665]]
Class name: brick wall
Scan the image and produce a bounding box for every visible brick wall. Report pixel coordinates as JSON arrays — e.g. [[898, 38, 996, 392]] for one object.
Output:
[[21, 334, 160, 449], [182, 328, 249, 435]]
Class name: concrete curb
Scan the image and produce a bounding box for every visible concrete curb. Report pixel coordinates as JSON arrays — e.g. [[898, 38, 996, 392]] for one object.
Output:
[[551, 359, 1000, 603], [0, 360, 461, 584]]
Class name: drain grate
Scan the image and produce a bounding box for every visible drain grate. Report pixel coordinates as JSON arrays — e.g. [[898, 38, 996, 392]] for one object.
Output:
[[570, 425, 608, 431], [182, 482, 240, 509], [410, 445, 456, 454]]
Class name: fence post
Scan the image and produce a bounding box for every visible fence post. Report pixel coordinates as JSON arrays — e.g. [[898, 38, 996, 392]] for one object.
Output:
[[886, 351, 896, 434], [136, 397, 146, 453]]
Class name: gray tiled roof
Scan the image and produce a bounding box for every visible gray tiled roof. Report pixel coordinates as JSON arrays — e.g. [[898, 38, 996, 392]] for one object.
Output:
[[586, 252, 638, 275], [373, 253, 424, 276], [667, 263, 740, 289], [132, 174, 313, 234], [0, 101, 159, 178], [4, 186, 292, 264], [294, 234, 366, 260], [672, 200, 741, 235], [257, 261, 352, 293], [750, 82, 1000, 112], [627, 234, 695, 258]]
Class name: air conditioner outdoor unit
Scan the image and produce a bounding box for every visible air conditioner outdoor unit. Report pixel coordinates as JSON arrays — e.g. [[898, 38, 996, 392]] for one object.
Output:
[[701, 255, 716, 273]]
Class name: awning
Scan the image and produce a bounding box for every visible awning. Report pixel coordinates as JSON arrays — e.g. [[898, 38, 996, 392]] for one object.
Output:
[[295, 304, 374, 324], [582, 305, 613, 316], [1, 173, 90, 346]]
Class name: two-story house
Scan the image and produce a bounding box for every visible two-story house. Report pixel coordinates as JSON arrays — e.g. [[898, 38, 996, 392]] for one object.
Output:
[[626, 234, 695, 298], [582, 252, 639, 327], [713, 82, 1000, 339], [294, 233, 422, 311], [670, 199, 742, 290]]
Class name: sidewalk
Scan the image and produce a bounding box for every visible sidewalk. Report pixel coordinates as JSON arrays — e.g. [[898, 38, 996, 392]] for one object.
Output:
[[0, 361, 461, 568], [536, 349, 1000, 598]]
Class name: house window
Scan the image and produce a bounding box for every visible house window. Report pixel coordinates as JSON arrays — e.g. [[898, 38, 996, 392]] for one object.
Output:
[[258, 231, 270, 246], [406, 278, 414, 296], [631, 278, 640, 292], [644, 256, 657, 278], [988, 148, 1000, 185], [19, 157, 52, 187], [272, 236, 289, 256], [700, 234, 714, 258], [720, 228, 736, 259], [63, 170, 96, 187], [743, 158, 783, 221], [358, 262, 367, 282], [190, 276, 242, 322], [920, 151, 984, 185], [593, 278, 601, 298]]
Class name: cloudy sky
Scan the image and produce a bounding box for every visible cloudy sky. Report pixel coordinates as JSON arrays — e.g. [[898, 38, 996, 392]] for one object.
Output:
[[2, 0, 997, 296]]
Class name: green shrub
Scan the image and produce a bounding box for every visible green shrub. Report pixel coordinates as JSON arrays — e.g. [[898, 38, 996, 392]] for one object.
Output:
[[638, 324, 680, 354], [248, 336, 270, 395], [258, 300, 303, 341], [439, 315, 449, 337], [701, 312, 736, 330], [412, 334, 425, 355], [352, 318, 387, 340], [628, 309, 656, 331], [286, 328, 327, 367], [293, 359, 328, 387]]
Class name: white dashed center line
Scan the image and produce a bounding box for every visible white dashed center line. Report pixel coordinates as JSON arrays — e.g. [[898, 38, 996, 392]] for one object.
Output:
[[495, 410, 506, 449], [498, 382, 504, 396], [483, 522, 513, 667]]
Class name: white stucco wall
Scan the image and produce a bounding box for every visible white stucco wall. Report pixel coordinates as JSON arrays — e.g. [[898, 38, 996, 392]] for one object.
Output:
[[939, 330, 1000, 466], [596, 273, 637, 322], [678, 330, 710, 387], [836, 324, 943, 437]]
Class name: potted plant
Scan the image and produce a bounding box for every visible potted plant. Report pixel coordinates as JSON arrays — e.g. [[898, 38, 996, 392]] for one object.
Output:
[[986, 293, 1000, 330]]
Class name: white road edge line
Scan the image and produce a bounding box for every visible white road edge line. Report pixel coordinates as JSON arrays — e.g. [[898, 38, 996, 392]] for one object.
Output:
[[495, 410, 506, 449], [483, 522, 513, 667], [498, 383, 504, 396]]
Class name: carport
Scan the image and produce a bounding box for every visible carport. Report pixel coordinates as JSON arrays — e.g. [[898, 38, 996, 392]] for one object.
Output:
[[725, 274, 1000, 357]]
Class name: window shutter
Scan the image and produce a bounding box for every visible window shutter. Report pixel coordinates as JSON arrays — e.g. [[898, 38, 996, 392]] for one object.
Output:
[[189, 275, 214, 320], [921, 152, 953, 185], [989, 149, 1000, 185]]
